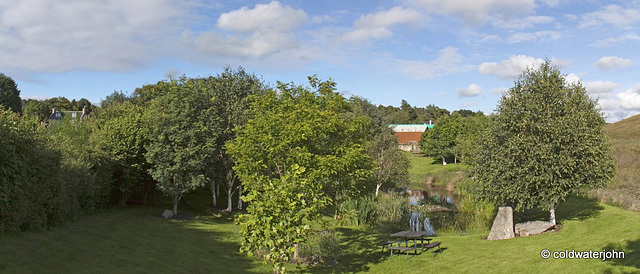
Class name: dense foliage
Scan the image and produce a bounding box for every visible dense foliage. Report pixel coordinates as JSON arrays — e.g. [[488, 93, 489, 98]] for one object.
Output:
[[0, 110, 109, 233], [471, 61, 616, 224], [228, 77, 375, 272]]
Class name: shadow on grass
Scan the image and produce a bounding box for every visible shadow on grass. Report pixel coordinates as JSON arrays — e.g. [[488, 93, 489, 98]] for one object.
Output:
[[602, 238, 640, 272], [514, 195, 604, 224], [305, 227, 388, 273]]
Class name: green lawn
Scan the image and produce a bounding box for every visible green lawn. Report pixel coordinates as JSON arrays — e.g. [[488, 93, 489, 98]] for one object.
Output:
[[2, 193, 638, 273]]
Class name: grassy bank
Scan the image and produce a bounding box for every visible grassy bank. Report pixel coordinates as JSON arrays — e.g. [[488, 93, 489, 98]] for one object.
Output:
[[592, 114, 640, 211], [403, 152, 467, 190]]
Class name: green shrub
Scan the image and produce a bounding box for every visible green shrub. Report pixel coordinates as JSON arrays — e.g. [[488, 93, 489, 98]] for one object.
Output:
[[298, 230, 340, 266], [335, 195, 376, 227]]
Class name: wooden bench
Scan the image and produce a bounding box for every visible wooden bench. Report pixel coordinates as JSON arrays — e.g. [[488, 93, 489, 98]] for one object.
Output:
[[389, 246, 415, 257], [424, 241, 443, 256], [380, 241, 396, 253]]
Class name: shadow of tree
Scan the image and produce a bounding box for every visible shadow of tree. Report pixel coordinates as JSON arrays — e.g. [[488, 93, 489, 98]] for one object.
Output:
[[601, 238, 640, 272], [306, 227, 388, 273], [513, 195, 604, 224]]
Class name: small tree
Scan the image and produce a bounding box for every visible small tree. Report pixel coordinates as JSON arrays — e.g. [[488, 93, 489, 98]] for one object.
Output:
[[144, 79, 220, 215], [472, 60, 615, 225], [227, 76, 374, 272], [420, 112, 463, 164]]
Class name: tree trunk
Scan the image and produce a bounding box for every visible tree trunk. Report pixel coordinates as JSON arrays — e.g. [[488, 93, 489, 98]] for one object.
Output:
[[375, 183, 382, 197], [454, 155, 457, 164], [216, 182, 220, 197], [173, 196, 180, 216], [293, 243, 299, 262], [442, 156, 446, 165], [226, 187, 233, 211], [237, 184, 243, 210], [549, 204, 557, 225], [210, 179, 217, 207]]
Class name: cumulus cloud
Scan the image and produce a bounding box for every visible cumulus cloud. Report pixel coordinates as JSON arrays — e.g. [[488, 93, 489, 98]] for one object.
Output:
[[580, 5, 640, 29], [585, 81, 620, 96], [0, 0, 191, 73], [405, 0, 535, 24], [341, 6, 422, 42], [189, 1, 307, 59], [618, 84, 640, 110], [457, 84, 483, 97], [479, 55, 570, 80], [565, 73, 581, 85], [595, 56, 633, 70], [216, 1, 307, 32], [507, 31, 564, 43], [389, 46, 474, 80]]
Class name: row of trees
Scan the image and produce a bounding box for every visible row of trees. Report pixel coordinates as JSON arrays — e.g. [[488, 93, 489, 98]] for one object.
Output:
[[1, 70, 411, 272]]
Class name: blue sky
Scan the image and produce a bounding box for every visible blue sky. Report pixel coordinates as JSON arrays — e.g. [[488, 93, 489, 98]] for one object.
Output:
[[3, 0, 640, 122]]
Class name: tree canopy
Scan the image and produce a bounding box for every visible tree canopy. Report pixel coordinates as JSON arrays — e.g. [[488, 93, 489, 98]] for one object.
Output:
[[471, 60, 615, 224], [144, 78, 221, 215], [227, 76, 375, 272], [0, 73, 22, 114]]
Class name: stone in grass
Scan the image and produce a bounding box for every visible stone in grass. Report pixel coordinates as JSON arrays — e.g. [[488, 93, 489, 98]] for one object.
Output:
[[515, 221, 555, 237], [487, 206, 514, 241], [162, 209, 173, 219]]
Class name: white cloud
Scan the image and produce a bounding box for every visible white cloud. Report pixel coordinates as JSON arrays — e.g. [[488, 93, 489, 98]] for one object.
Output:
[[590, 33, 640, 47], [189, 30, 300, 58], [457, 84, 483, 97], [565, 73, 581, 85], [580, 5, 640, 29], [493, 15, 555, 29], [216, 1, 307, 32], [507, 31, 563, 43], [406, 0, 535, 24], [479, 55, 569, 80], [189, 1, 308, 59], [389, 46, 473, 80], [0, 0, 192, 73], [341, 6, 422, 42], [585, 81, 620, 96], [594, 56, 633, 70], [491, 87, 509, 94], [618, 84, 640, 110]]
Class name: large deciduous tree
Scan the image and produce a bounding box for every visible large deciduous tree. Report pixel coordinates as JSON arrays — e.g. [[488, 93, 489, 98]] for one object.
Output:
[[0, 73, 22, 114], [144, 79, 220, 215], [471, 60, 615, 225], [227, 77, 375, 272]]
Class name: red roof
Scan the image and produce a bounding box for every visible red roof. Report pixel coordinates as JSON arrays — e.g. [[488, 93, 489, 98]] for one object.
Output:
[[395, 132, 422, 144]]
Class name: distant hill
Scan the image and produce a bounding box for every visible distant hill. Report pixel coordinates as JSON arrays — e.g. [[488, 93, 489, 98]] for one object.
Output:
[[592, 114, 640, 211]]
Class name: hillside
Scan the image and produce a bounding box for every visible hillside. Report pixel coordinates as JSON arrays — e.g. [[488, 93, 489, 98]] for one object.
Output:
[[592, 114, 640, 210]]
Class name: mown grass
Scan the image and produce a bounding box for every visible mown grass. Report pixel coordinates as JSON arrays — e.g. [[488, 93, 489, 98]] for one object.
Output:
[[591, 114, 640, 211], [0, 195, 271, 274], [2, 190, 638, 273], [402, 152, 467, 190]]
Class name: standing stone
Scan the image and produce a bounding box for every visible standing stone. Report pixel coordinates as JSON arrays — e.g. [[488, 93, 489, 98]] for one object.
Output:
[[487, 206, 514, 240], [162, 209, 174, 219]]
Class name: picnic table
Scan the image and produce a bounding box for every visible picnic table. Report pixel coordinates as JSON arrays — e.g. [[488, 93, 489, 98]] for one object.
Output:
[[388, 230, 432, 256]]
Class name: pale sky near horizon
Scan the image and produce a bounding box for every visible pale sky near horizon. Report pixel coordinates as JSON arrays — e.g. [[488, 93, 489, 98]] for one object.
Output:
[[2, 0, 640, 122]]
